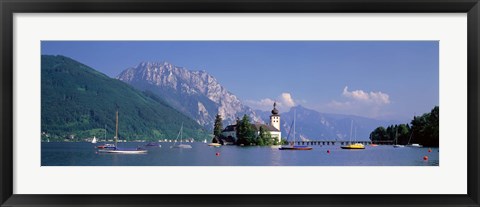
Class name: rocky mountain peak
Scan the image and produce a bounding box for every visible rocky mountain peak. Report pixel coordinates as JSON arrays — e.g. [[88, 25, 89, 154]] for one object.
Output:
[[117, 61, 262, 129]]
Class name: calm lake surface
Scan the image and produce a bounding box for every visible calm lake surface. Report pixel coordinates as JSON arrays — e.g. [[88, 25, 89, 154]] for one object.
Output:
[[41, 142, 439, 166]]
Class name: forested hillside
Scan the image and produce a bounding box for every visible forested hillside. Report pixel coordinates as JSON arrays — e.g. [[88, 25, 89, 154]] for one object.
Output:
[[41, 55, 208, 141]]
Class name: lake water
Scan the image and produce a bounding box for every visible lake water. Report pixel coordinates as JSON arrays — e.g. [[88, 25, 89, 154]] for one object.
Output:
[[41, 142, 439, 166]]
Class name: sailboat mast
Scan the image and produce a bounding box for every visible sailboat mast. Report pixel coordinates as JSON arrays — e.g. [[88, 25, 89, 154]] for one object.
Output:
[[104, 124, 107, 142], [349, 120, 353, 142], [115, 110, 118, 147], [180, 123, 183, 143], [407, 130, 413, 144], [293, 109, 296, 144], [354, 127, 357, 142]]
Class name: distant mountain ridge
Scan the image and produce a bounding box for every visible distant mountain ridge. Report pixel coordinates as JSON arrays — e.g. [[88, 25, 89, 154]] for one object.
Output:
[[117, 61, 262, 129], [41, 55, 207, 140], [256, 105, 399, 141], [42, 55, 401, 142]]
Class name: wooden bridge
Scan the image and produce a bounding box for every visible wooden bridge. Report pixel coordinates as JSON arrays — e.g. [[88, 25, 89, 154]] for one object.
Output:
[[291, 140, 394, 146]]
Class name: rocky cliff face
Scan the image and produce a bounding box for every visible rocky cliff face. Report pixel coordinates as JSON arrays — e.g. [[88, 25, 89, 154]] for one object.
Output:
[[117, 61, 262, 129]]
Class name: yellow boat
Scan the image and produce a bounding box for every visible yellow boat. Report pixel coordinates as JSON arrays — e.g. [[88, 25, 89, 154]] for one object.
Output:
[[208, 143, 221, 147], [341, 120, 365, 150], [341, 143, 365, 149]]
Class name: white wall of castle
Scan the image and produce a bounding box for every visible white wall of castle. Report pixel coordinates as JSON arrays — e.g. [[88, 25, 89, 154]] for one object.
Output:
[[270, 115, 280, 131]]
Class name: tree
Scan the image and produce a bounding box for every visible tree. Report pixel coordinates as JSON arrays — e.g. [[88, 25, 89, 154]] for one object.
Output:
[[236, 114, 256, 145], [397, 124, 410, 145], [257, 126, 273, 146], [370, 106, 439, 147], [372, 124, 412, 145], [428, 106, 439, 142], [213, 114, 223, 138], [410, 106, 439, 147], [370, 126, 388, 141]]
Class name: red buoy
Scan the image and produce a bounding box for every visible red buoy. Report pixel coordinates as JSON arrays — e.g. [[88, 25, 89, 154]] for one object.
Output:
[[215, 152, 220, 156], [327, 150, 330, 154], [423, 156, 428, 161], [428, 148, 432, 153]]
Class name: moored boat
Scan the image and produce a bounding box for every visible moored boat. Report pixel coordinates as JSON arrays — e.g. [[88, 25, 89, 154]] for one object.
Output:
[[341, 120, 365, 150], [97, 124, 116, 149], [98, 109, 147, 154], [171, 123, 192, 149], [91, 136, 97, 144], [406, 131, 422, 147], [341, 143, 365, 149], [392, 128, 404, 148], [279, 145, 313, 150], [279, 109, 312, 151], [97, 143, 116, 149], [98, 147, 147, 154], [406, 143, 423, 148], [208, 143, 221, 147]]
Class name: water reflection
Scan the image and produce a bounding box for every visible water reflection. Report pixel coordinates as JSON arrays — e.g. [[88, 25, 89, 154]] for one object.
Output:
[[42, 142, 439, 166]]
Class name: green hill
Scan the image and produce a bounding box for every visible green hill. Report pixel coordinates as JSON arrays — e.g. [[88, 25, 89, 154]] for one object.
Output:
[[41, 55, 209, 141]]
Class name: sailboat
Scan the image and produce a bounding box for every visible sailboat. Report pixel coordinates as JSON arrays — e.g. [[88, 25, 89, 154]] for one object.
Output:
[[279, 109, 312, 150], [171, 123, 192, 149], [91, 136, 97, 144], [341, 120, 365, 149], [97, 124, 116, 149], [393, 128, 404, 148], [406, 131, 422, 147], [98, 110, 147, 154]]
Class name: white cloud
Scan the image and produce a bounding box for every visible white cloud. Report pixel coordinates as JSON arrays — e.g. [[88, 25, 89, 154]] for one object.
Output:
[[280, 93, 296, 108], [342, 86, 390, 104], [326, 86, 391, 118], [245, 92, 298, 111]]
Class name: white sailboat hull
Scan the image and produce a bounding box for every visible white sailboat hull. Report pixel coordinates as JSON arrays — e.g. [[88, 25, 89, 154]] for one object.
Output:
[[171, 123, 193, 149], [172, 144, 192, 149], [98, 149, 147, 154]]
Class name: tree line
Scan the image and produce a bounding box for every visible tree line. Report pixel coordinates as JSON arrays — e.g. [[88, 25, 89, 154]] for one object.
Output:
[[369, 106, 439, 147]]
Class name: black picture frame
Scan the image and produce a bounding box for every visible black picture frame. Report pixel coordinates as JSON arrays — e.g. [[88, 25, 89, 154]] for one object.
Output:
[[1, 0, 479, 206]]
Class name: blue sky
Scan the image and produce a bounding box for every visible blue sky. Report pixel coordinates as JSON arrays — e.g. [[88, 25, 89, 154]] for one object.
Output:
[[41, 41, 439, 122]]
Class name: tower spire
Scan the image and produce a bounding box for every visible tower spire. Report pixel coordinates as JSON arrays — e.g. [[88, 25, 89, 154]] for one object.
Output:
[[269, 102, 281, 143], [271, 102, 279, 115]]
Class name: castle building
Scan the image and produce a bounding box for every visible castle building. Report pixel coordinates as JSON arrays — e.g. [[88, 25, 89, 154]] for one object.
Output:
[[221, 102, 282, 144], [270, 102, 281, 132]]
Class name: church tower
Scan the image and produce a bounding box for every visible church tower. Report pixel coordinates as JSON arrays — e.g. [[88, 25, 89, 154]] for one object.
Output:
[[270, 102, 280, 131]]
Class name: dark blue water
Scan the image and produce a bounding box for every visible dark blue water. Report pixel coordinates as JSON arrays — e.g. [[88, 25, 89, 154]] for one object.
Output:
[[41, 142, 439, 166]]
